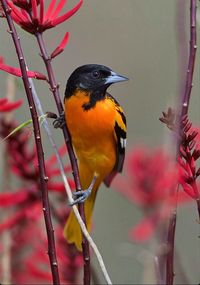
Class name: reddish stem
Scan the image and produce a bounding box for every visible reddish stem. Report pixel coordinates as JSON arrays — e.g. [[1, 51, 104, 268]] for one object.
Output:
[[166, 1, 197, 284], [181, 0, 197, 117], [35, 31, 90, 285], [0, 1, 60, 284]]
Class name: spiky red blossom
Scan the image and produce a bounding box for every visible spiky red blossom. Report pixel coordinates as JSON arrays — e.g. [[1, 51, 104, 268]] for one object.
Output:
[[160, 108, 200, 200], [113, 147, 191, 242], [178, 121, 200, 200], [8, 0, 83, 34]]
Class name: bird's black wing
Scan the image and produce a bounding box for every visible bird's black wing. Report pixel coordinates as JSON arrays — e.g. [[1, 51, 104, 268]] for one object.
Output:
[[104, 93, 127, 187]]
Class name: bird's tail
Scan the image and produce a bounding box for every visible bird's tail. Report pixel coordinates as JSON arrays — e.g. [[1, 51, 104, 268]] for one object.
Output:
[[64, 171, 100, 251]]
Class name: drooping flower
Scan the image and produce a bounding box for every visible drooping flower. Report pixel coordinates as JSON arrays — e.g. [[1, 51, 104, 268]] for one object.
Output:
[[8, 0, 83, 34]]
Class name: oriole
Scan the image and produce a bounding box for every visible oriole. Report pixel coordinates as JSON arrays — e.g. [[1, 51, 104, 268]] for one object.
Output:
[[63, 64, 128, 251]]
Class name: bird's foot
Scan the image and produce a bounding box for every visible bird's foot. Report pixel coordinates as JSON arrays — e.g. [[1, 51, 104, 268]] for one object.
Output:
[[52, 111, 65, 129], [69, 176, 97, 206]]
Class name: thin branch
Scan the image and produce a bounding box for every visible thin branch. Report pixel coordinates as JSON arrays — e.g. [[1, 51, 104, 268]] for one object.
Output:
[[28, 77, 112, 285], [181, 0, 197, 117], [166, 1, 197, 284], [0, 1, 60, 284], [34, 31, 90, 284]]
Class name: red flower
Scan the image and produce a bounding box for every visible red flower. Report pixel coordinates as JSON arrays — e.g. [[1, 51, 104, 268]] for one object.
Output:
[[114, 147, 191, 242], [0, 56, 47, 80], [178, 120, 200, 200], [0, 97, 22, 112], [8, 0, 83, 34], [51, 31, 69, 59]]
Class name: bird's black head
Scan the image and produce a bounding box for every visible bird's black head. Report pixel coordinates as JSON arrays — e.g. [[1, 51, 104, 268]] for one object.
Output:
[[65, 64, 128, 100]]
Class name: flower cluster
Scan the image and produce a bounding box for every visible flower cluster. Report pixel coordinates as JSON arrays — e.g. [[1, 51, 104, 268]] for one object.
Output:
[[114, 147, 191, 242], [0, 102, 81, 283], [160, 107, 200, 200], [8, 0, 83, 33]]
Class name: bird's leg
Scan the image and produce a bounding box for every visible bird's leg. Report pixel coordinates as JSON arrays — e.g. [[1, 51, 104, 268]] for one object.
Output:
[[52, 111, 65, 129], [69, 175, 97, 206]]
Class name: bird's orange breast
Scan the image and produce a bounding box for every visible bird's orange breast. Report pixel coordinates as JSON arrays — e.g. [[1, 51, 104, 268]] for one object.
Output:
[[64, 90, 117, 177]]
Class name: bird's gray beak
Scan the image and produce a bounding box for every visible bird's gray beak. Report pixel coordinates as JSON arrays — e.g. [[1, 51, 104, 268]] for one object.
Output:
[[105, 71, 129, 85]]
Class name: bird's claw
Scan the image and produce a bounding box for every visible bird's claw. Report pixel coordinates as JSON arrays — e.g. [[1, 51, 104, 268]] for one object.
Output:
[[53, 111, 65, 129], [69, 175, 97, 206], [69, 189, 92, 206]]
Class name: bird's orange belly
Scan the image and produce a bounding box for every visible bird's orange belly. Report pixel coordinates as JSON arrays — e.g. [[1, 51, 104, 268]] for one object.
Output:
[[64, 93, 117, 176]]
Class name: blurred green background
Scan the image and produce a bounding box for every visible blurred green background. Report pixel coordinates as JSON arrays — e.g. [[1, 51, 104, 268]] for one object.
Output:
[[1, 0, 200, 284]]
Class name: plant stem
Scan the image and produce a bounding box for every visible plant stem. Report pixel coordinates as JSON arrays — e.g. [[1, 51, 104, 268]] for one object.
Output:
[[0, 1, 60, 284], [166, 1, 197, 284], [35, 31, 90, 285]]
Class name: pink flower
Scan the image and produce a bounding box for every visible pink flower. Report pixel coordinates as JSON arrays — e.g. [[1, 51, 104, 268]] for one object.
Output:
[[8, 0, 83, 34]]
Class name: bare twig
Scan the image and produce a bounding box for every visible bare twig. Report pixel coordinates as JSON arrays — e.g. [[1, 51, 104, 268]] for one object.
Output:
[[0, 1, 60, 283]]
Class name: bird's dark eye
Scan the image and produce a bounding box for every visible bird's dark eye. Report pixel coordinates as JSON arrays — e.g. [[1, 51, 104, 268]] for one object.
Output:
[[92, 71, 100, 78]]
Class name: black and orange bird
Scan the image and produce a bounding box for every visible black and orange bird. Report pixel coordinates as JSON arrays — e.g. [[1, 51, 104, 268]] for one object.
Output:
[[61, 64, 128, 251]]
